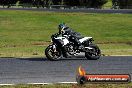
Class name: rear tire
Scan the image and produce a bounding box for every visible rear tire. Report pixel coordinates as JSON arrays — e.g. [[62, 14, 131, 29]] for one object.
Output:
[[45, 45, 62, 61], [85, 44, 101, 60]]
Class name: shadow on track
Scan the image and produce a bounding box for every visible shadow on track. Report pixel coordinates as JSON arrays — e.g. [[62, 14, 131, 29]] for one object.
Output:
[[0, 56, 100, 61], [17, 57, 48, 61], [16, 57, 95, 61]]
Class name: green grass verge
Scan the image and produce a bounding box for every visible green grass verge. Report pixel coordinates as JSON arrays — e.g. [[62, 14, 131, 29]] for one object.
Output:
[[99, 44, 132, 55], [0, 83, 132, 88], [0, 10, 132, 57], [103, 0, 112, 9]]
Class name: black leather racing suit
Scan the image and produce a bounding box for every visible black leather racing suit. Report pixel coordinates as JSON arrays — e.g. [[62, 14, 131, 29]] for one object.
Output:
[[62, 27, 82, 46], [62, 27, 83, 57], [53, 27, 83, 57]]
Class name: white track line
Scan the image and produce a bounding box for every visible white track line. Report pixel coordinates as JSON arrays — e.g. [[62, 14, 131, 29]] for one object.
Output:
[[0, 84, 15, 86], [0, 80, 131, 85], [28, 82, 77, 84], [57, 82, 77, 84], [27, 83, 53, 85], [0, 82, 77, 85]]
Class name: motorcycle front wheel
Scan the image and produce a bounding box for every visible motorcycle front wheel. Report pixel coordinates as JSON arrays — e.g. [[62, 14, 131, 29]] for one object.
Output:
[[85, 44, 101, 60], [45, 45, 62, 61]]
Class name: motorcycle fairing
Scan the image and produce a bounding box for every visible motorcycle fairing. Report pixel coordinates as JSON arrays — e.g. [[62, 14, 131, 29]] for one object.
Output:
[[79, 37, 93, 43], [55, 37, 69, 46]]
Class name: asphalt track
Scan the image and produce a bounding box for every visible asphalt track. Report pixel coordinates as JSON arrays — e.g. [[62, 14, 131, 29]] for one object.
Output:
[[0, 8, 132, 14], [0, 56, 132, 84]]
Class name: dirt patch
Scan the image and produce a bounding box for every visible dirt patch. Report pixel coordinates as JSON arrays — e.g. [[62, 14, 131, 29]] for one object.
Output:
[[97, 41, 132, 45], [1, 41, 131, 48], [32, 41, 51, 46], [32, 41, 132, 46], [126, 41, 132, 45], [0, 42, 51, 48]]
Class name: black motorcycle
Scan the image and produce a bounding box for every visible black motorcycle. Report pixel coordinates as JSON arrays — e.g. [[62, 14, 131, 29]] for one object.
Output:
[[45, 33, 101, 61]]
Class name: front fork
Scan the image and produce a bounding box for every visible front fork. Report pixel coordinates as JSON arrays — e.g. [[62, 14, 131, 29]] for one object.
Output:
[[52, 44, 57, 52], [52, 43, 67, 57]]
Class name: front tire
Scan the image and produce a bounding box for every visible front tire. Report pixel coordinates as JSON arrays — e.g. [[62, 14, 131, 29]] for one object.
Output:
[[45, 45, 62, 61], [85, 44, 101, 60]]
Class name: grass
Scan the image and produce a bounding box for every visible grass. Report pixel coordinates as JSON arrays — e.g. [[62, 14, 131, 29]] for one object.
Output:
[[0, 83, 132, 88], [103, 0, 112, 9], [0, 46, 46, 57], [0, 10, 132, 57], [99, 44, 132, 55]]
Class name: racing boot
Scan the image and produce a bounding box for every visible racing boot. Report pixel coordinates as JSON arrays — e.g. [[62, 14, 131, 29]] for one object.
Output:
[[78, 45, 84, 50], [76, 41, 84, 51], [78, 45, 85, 51]]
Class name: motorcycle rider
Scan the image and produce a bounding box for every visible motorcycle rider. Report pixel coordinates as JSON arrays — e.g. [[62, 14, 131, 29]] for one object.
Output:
[[57, 23, 84, 57]]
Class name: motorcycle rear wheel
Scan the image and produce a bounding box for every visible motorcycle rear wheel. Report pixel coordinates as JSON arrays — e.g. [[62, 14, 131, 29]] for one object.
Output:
[[45, 45, 62, 61]]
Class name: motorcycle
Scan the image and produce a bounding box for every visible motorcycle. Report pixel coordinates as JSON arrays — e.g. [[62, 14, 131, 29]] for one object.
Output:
[[45, 33, 101, 61]]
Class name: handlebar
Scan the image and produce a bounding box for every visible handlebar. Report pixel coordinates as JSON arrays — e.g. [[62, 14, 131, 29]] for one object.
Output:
[[51, 33, 59, 38]]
